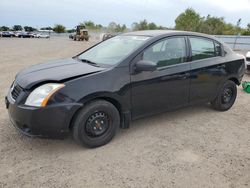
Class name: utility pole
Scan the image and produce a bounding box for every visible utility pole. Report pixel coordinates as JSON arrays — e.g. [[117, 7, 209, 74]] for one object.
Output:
[[233, 18, 241, 49]]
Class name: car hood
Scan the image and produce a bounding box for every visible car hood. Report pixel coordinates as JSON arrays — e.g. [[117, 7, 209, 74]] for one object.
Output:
[[16, 58, 106, 89]]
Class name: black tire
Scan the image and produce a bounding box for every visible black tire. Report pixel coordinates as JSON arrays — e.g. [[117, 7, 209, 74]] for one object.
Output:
[[211, 80, 237, 111], [73, 100, 120, 148]]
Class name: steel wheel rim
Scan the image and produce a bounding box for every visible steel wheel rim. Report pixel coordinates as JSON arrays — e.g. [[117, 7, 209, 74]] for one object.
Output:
[[85, 111, 110, 137], [221, 87, 233, 104]]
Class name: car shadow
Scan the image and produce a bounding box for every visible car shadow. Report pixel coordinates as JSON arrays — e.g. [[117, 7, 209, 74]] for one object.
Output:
[[117, 103, 214, 136], [4, 103, 215, 153]]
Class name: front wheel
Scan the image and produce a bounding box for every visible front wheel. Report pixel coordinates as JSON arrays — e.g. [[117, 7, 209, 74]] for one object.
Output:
[[73, 100, 120, 148], [211, 80, 237, 111]]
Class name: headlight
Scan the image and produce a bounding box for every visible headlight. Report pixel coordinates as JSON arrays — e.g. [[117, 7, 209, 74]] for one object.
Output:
[[25, 83, 65, 107]]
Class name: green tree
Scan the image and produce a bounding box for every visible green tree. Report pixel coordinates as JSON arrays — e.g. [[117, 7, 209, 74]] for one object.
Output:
[[79, 21, 104, 31], [95, 24, 103, 30], [13, 25, 23, 31], [132, 22, 139, 31], [242, 23, 250, 35], [0, 26, 10, 31], [67, 29, 76, 33], [53, 24, 66, 33], [107, 22, 117, 32], [222, 23, 237, 35], [247, 24, 250, 31], [107, 22, 127, 33], [121, 24, 127, 32], [138, 19, 149, 30], [131, 20, 148, 30], [148, 22, 158, 30], [84, 21, 95, 29], [115, 24, 127, 32], [132, 20, 166, 31], [175, 8, 202, 32], [40, 27, 53, 31], [24, 26, 37, 32], [200, 15, 225, 35]]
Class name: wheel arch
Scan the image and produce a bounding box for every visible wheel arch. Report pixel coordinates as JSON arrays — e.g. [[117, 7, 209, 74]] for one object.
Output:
[[211, 76, 240, 101], [69, 94, 130, 130], [228, 77, 240, 86]]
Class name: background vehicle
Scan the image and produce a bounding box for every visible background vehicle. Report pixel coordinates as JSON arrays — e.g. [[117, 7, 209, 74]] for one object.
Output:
[[1, 31, 14, 37], [28, 32, 37, 38], [246, 51, 250, 73], [17, 32, 31, 38], [73, 25, 89, 41], [14, 31, 22, 37], [69, 33, 75, 39], [5, 30, 245, 148], [36, 33, 50, 38]]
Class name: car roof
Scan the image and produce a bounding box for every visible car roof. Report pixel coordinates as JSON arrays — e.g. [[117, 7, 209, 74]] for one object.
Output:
[[122, 30, 219, 40], [122, 30, 227, 47], [122, 30, 181, 37]]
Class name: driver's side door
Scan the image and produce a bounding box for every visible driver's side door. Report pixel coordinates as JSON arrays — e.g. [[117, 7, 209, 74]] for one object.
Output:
[[130, 36, 191, 119]]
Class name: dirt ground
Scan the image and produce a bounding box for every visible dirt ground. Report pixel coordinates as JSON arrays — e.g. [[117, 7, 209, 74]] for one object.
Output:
[[0, 37, 249, 188]]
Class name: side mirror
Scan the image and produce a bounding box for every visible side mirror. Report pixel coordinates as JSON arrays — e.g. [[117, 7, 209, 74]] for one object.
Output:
[[135, 60, 157, 72]]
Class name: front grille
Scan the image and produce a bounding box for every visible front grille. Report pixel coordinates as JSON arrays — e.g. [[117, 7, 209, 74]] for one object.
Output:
[[11, 84, 23, 101]]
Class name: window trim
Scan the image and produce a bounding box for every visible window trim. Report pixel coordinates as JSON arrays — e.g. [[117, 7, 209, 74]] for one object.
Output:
[[214, 41, 223, 57]]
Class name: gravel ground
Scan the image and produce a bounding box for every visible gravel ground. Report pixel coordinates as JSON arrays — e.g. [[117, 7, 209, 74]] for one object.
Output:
[[0, 37, 250, 188]]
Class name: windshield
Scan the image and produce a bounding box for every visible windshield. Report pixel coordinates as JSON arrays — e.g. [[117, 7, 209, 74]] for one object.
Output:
[[78, 35, 150, 66]]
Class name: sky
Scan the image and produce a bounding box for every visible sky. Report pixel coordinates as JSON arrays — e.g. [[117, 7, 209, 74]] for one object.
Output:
[[0, 0, 250, 29]]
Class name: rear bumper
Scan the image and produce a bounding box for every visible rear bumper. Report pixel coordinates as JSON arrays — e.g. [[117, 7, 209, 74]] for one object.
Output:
[[5, 96, 82, 138]]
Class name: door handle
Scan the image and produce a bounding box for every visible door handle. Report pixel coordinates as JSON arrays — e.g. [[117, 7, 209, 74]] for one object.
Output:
[[178, 73, 190, 79], [161, 75, 179, 81], [161, 73, 190, 81], [217, 64, 226, 69]]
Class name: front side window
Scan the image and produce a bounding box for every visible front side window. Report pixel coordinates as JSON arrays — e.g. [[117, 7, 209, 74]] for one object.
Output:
[[190, 37, 218, 61], [78, 35, 150, 66], [143, 37, 187, 68]]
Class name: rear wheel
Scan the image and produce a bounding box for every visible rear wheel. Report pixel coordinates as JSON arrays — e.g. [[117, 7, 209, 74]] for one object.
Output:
[[73, 100, 120, 148], [211, 80, 237, 111]]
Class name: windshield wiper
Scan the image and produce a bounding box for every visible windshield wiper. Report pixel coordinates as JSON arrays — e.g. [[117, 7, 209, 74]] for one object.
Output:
[[79, 59, 100, 67]]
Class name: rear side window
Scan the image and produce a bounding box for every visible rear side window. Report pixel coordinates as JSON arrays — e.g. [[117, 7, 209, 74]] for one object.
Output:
[[189, 37, 218, 61]]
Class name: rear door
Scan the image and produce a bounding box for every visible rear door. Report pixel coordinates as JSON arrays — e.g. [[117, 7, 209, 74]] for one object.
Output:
[[131, 36, 191, 118], [188, 36, 226, 104]]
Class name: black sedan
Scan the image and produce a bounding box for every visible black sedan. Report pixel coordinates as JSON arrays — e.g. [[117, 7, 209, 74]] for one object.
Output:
[[5, 30, 245, 147]]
